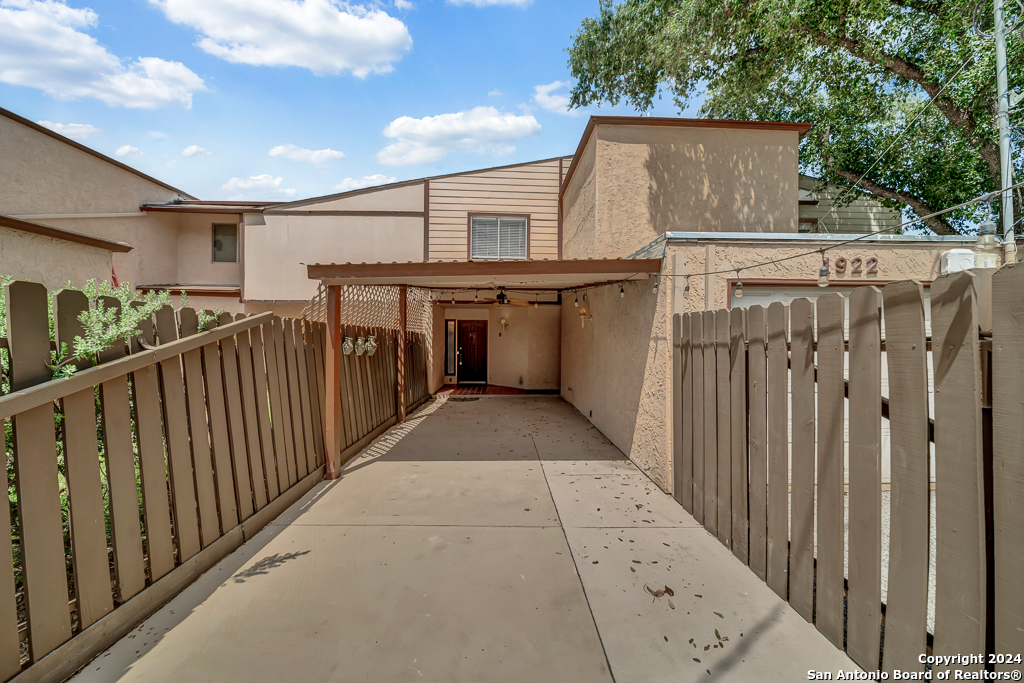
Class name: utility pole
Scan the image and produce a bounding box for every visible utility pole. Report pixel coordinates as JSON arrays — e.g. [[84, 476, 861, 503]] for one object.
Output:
[[995, 0, 1018, 263]]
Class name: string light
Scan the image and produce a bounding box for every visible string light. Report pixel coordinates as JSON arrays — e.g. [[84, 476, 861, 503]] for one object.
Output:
[[683, 276, 690, 294], [474, 290, 479, 302], [734, 270, 744, 299], [534, 293, 539, 309], [652, 278, 659, 291], [574, 293, 579, 307], [817, 252, 830, 288], [620, 284, 625, 298]]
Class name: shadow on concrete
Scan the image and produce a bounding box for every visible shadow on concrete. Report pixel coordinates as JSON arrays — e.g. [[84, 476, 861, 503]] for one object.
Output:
[[229, 551, 311, 584], [702, 602, 786, 683]]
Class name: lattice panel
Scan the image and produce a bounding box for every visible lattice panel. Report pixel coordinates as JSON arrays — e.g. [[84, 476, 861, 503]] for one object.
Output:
[[303, 283, 433, 336]]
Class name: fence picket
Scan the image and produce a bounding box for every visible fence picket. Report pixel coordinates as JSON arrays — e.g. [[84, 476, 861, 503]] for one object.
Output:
[[273, 318, 299, 485], [675, 315, 692, 513], [0, 463, 17, 681], [880, 280, 930, 674], [341, 326, 359, 446], [283, 320, 309, 479], [262, 320, 290, 492], [846, 287, 883, 669], [199, 335, 239, 534], [291, 320, 317, 475], [690, 313, 705, 525], [931, 272, 986, 669], [715, 310, 731, 548], [234, 317, 268, 511], [154, 305, 201, 563], [789, 297, 815, 622], [766, 301, 789, 600], [249, 323, 281, 501], [219, 314, 254, 520], [746, 306, 768, 579], [5, 281, 72, 659], [53, 289, 89, 370], [304, 321, 325, 466], [729, 307, 747, 563], [62, 388, 114, 629], [702, 311, 718, 536], [816, 293, 846, 649], [992, 263, 1024, 669], [178, 309, 220, 547]]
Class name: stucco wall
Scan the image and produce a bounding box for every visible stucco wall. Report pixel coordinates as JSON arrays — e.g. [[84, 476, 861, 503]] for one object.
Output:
[[0, 114, 180, 216], [562, 139, 597, 261], [433, 305, 560, 391], [175, 213, 242, 286], [0, 227, 113, 290], [243, 214, 424, 302], [289, 183, 424, 212], [561, 275, 670, 489]]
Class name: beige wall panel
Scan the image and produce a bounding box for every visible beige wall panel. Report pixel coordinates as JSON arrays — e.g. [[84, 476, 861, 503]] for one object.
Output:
[[0, 114, 180, 216], [0, 227, 112, 287], [243, 214, 423, 301], [282, 182, 424, 212], [175, 213, 241, 285]]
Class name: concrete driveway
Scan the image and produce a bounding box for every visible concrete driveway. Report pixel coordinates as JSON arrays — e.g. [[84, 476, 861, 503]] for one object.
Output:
[[71, 396, 855, 682]]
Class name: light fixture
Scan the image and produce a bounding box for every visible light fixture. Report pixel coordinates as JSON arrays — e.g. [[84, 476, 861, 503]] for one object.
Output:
[[734, 270, 744, 299], [582, 292, 587, 302], [496, 287, 508, 306], [683, 277, 691, 294], [365, 335, 377, 356], [355, 337, 366, 355], [975, 217, 1000, 268], [534, 294, 539, 308], [342, 337, 354, 355], [574, 293, 579, 307], [474, 290, 479, 302], [652, 278, 659, 291], [451, 292, 456, 304], [619, 284, 625, 298], [817, 252, 831, 288]]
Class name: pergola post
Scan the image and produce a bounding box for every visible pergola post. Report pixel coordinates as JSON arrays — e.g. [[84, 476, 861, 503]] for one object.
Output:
[[397, 285, 407, 422], [324, 284, 343, 480]]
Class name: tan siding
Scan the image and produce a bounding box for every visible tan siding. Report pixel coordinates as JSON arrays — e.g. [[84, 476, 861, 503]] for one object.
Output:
[[427, 159, 565, 261]]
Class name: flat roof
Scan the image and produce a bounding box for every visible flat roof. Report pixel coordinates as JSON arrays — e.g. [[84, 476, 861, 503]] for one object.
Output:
[[1, 106, 196, 200], [306, 258, 662, 290], [559, 116, 814, 198], [0, 213, 133, 252]]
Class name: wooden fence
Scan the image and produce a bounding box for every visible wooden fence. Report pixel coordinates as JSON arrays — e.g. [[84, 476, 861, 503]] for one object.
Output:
[[672, 267, 1024, 674], [0, 280, 424, 682]]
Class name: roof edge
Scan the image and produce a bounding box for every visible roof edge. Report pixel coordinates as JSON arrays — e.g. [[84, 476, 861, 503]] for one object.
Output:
[[0, 106, 197, 200], [559, 116, 814, 199], [0, 213, 134, 252]]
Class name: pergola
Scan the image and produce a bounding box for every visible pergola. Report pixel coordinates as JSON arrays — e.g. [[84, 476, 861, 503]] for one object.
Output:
[[306, 258, 662, 477]]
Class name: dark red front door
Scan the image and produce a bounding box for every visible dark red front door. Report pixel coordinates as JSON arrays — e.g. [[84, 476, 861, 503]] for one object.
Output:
[[457, 320, 487, 384]]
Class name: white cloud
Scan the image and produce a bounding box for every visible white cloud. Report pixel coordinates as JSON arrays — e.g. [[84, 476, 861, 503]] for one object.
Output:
[[377, 106, 540, 166], [0, 0, 206, 108], [488, 89, 502, 97], [335, 174, 397, 192], [149, 0, 413, 77], [394, 0, 415, 9], [114, 145, 142, 158], [447, 0, 531, 6], [533, 80, 579, 116], [35, 120, 101, 139], [149, 130, 169, 139], [268, 143, 345, 164], [182, 144, 212, 157], [221, 173, 297, 198]]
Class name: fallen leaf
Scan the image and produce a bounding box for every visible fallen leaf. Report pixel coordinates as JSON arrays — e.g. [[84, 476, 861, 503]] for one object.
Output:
[[664, 636, 668, 642], [713, 644, 718, 648], [632, 560, 642, 564], [704, 645, 710, 651], [707, 669, 711, 675], [645, 584, 666, 598], [664, 586, 674, 596], [715, 629, 721, 640], [693, 658, 701, 663], [689, 638, 694, 644], [592, 561, 599, 564], [695, 594, 703, 598], [714, 612, 724, 619], [630, 567, 636, 573], [668, 599, 675, 609], [663, 542, 670, 547]]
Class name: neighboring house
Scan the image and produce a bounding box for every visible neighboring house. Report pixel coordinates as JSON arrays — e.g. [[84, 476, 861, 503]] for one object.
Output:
[[0, 106, 978, 493], [798, 174, 901, 233]]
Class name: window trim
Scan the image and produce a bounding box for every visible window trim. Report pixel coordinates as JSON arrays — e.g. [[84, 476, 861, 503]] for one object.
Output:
[[212, 222, 239, 263], [443, 319, 457, 377], [466, 212, 530, 261]]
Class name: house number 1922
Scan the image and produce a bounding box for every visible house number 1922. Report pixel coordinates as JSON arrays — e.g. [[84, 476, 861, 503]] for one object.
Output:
[[825, 256, 878, 275]]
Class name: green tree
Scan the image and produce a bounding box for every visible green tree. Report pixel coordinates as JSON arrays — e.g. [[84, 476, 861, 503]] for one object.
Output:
[[568, 0, 1024, 234]]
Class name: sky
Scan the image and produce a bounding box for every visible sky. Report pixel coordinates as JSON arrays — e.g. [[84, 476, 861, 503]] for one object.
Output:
[[0, 0, 698, 202]]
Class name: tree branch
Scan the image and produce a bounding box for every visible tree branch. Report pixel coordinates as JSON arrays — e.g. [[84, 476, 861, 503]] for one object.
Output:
[[833, 168, 959, 234]]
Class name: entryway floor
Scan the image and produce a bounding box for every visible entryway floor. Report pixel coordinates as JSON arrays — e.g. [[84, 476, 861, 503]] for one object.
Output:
[[70, 396, 855, 682]]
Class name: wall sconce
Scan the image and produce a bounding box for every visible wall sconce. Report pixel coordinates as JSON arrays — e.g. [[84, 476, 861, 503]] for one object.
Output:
[[365, 335, 377, 356], [355, 337, 366, 355], [578, 306, 592, 327], [342, 337, 354, 355], [500, 318, 509, 332]]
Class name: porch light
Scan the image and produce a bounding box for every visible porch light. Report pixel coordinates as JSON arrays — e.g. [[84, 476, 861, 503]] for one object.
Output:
[[474, 291, 479, 302], [734, 271, 744, 299], [817, 252, 830, 288], [620, 284, 625, 298], [574, 293, 579, 307], [365, 335, 377, 356], [355, 337, 366, 355], [342, 337, 354, 355], [652, 278, 659, 291]]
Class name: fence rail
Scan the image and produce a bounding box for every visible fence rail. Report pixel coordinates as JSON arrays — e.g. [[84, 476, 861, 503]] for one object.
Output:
[[672, 266, 1024, 674], [0, 279, 424, 682]]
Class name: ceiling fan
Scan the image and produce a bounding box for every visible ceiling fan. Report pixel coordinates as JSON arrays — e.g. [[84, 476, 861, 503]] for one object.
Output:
[[478, 287, 531, 307]]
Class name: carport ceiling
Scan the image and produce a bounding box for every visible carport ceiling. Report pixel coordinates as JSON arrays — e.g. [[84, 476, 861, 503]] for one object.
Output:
[[306, 259, 662, 291]]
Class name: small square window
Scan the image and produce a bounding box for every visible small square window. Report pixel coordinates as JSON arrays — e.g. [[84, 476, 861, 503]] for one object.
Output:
[[213, 223, 238, 262], [470, 216, 527, 260]]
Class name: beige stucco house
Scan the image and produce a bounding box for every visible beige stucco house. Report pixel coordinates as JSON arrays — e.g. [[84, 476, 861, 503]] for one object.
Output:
[[0, 106, 977, 493]]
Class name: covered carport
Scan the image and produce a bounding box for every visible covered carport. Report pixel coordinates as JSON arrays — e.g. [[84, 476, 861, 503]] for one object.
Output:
[[305, 258, 663, 479]]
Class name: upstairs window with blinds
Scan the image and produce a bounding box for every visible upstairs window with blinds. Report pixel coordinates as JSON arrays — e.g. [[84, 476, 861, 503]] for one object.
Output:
[[470, 216, 528, 260]]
